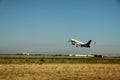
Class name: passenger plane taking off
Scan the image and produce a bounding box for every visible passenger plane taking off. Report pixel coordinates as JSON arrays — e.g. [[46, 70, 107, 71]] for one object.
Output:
[[69, 39, 92, 48]]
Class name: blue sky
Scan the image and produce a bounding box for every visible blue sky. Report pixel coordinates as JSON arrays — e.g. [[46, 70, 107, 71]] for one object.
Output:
[[0, 0, 120, 56]]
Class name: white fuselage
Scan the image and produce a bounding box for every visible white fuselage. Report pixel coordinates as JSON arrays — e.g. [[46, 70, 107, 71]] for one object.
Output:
[[69, 39, 92, 48], [71, 39, 85, 45]]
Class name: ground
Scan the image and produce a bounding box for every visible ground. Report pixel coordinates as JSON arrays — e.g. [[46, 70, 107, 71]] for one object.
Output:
[[0, 64, 120, 80]]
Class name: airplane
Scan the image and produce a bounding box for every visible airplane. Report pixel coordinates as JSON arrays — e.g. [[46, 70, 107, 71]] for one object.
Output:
[[68, 39, 92, 48]]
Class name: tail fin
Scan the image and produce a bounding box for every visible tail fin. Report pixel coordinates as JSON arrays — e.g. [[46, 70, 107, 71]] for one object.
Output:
[[85, 40, 92, 47]]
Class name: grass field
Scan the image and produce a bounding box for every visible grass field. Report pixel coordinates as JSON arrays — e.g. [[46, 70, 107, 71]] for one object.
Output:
[[0, 55, 120, 64], [0, 64, 120, 80], [0, 55, 120, 80]]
